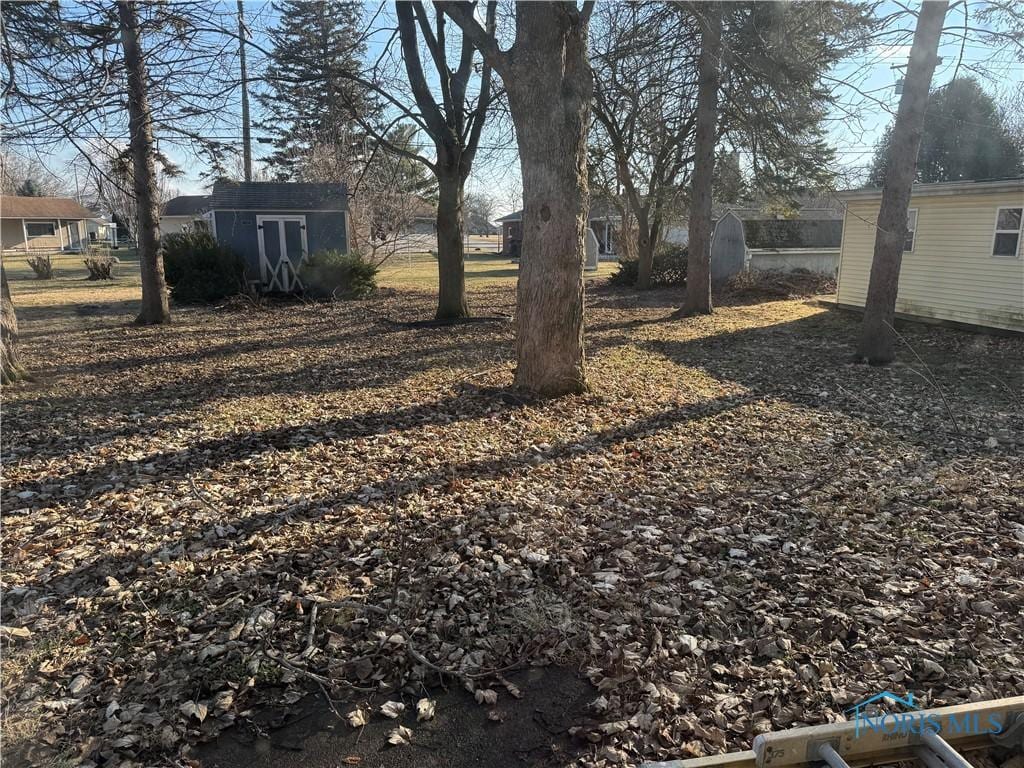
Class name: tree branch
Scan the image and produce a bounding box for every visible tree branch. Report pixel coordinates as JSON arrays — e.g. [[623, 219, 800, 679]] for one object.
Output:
[[435, 1, 509, 78]]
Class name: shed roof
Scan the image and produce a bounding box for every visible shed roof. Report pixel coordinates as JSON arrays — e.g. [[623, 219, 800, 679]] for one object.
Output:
[[838, 177, 1024, 201], [162, 195, 211, 216], [496, 198, 620, 223], [0, 196, 95, 219], [210, 181, 348, 211]]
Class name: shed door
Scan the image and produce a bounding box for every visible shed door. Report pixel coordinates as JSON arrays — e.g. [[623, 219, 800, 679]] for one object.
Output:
[[257, 215, 308, 291]]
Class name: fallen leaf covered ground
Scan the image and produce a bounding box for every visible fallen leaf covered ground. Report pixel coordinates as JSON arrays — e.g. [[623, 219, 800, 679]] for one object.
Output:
[[2, 279, 1023, 767]]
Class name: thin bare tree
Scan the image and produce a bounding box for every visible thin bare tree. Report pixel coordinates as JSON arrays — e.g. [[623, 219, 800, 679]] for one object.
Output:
[[591, 3, 697, 290], [3, 0, 241, 323], [857, 1, 948, 364], [394, 1, 496, 319], [679, 2, 722, 317], [117, 1, 169, 324]]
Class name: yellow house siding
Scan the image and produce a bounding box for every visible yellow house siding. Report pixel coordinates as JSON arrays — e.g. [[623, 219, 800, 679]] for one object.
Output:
[[837, 190, 1024, 332]]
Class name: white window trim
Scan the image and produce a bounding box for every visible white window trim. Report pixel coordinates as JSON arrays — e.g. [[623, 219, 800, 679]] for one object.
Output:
[[991, 205, 1023, 259], [24, 219, 57, 238], [904, 208, 918, 253]]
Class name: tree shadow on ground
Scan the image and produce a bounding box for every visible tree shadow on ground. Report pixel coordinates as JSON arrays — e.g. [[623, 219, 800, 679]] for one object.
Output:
[[14, 390, 757, 598], [631, 309, 1023, 448]]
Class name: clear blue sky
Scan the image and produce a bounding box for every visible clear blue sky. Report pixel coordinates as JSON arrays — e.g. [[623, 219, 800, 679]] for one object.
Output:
[[24, 1, 1024, 216]]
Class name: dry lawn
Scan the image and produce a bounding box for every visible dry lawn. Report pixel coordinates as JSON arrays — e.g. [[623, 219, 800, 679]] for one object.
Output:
[[2, 258, 1022, 768]]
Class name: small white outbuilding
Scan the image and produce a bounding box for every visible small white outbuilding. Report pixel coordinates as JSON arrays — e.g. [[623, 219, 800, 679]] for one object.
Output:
[[836, 178, 1023, 333]]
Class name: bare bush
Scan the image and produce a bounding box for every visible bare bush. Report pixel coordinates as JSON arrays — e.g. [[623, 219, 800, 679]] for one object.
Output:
[[25, 255, 53, 279], [84, 249, 118, 281]]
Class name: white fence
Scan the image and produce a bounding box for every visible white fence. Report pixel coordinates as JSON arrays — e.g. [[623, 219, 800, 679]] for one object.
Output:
[[393, 234, 501, 255]]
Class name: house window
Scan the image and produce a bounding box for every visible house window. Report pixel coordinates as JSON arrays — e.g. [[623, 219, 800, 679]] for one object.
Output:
[[992, 207, 1022, 258], [904, 209, 917, 252], [25, 221, 56, 237]]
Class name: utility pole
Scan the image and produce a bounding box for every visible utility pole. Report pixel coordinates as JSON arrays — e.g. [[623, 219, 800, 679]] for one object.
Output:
[[238, 0, 252, 182]]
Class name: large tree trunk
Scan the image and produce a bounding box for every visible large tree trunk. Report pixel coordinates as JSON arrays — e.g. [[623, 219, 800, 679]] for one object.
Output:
[[1, 263, 25, 385], [635, 209, 654, 290], [117, 1, 170, 326], [857, 1, 947, 364], [680, 2, 722, 317], [505, 5, 592, 396], [435, 170, 469, 320]]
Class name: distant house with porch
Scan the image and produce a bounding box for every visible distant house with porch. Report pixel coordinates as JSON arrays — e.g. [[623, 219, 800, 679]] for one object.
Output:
[[0, 196, 96, 252], [497, 199, 621, 259], [205, 181, 349, 292]]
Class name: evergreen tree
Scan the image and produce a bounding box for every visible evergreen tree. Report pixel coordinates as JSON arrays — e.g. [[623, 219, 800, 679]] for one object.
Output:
[[868, 78, 1022, 185], [15, 179, 44, 197], [257, 1, 370, 180], [374, 124, 437, 202]]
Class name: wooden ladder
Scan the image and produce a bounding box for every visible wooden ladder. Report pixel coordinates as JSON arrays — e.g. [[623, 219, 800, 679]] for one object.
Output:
[[642, 697, 1024, 768]]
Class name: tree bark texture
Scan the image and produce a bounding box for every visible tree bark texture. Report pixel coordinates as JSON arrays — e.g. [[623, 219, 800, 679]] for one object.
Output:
[[857, 1, 948, 364], [636, 209, 654, 290], [435, 170, 469, 319], [1, 263, 25, 385], [438, 1, 592, 395], [117, 1, 170, 325], [506, 5, 592, 395], [681, 2, 722, 317]]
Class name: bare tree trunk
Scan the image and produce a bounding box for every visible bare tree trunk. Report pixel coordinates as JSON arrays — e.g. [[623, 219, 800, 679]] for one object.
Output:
[[436, 170, 469, 319], [680, 2, 722, 317], [1, 262, 25, 384], [857, 1, 947, 364], [636, 209, 654, 290], [506, 6, 592, 396], [117, 1, 170, 326]]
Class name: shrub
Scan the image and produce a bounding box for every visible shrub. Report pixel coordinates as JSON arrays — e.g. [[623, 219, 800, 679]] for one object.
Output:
[[84, 258, 115, 280], [83, 248, 118, 280], [609, 243, 688, 287], [724, 268, 836, 300], [299, 250, 377, 299], [162, 230, 246, 303], [26, 255, 53, 279]]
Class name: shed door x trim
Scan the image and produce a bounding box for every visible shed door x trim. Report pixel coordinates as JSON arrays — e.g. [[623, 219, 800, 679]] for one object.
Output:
[[256, 215, 308, 291]]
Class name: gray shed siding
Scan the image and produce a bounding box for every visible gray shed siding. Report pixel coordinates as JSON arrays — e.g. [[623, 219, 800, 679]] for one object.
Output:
[[213, 209, 348, 279]]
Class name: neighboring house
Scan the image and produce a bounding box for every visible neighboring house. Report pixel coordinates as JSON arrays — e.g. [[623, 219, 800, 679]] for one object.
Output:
[[205, 181, 349, 292], [405, 197, 436, 235], [738, 199, 844, 276], [86, 212, 118, 246], [733, 199, 843, 249], [0, 195, 95, 252], [836, 178, 1023, 333], [160, 195, 211, 235], [665, 197, 844, 275], [497, 198, 621, 258]]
